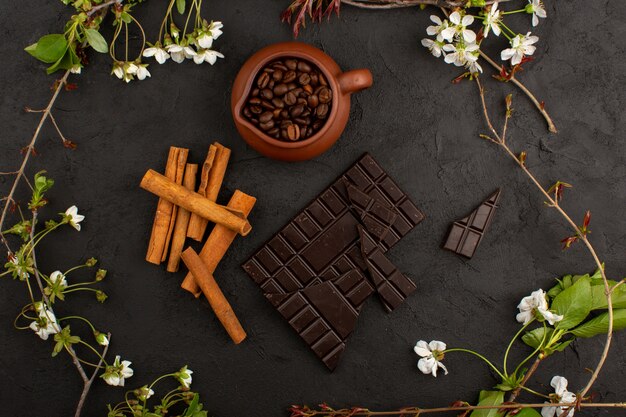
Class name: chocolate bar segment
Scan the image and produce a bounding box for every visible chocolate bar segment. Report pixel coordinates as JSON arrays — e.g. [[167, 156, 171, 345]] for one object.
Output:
[[243, 153, 424, 297], [265, 270, 374, 370], [345, 181, 398, 242], [358, 226, 416, 312], [443, 188, 502, 259]]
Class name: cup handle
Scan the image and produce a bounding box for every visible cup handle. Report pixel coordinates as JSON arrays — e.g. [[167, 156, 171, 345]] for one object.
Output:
[[338, 69, 373, 95]]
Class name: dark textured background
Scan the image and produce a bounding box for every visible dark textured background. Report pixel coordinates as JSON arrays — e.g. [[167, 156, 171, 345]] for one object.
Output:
[[0, 1, 625, 416]]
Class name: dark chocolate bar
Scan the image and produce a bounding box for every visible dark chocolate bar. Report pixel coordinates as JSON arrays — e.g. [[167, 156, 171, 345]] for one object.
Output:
[[265, 269, 374, 370], [345, 181, 398, 242], [243, 154, 424, 369], [443, 188, 502, 258], [358, 225, 417, 312]]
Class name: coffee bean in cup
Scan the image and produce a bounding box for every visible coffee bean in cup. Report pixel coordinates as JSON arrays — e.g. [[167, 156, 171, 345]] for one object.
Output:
[[242, 58, 333, 142]]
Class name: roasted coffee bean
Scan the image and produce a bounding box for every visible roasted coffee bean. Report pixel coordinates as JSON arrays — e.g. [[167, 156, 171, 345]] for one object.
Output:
[[257, 72, 270, 89], [281, 120, 293, 128], [287, 124, 301, 141], [284, 91, 297, 106], [283, 70, 297, 83], [292, 88, 303, 96], [272, 63, 288, 71], [285, 59, 297, 70], [307, 95, 319, 108], [260, 88, 273, 100], [281, 129, 289, 140], [318, 87, 332, 103], [243, 107, 253, 118], [272, 70, 283, 82], [310, 73, 319, 86], [273, 83, 289, 96], [290, 104, 305, 118], [273, 108, 282, 118], [303, 84, 313, 94], [294, 117, 311, 126], [312, 120, 324, 130], [272, 98, 285, 109], [250, 105, 262, 114], [287, 82, 297, 91], [297, 61, 312, 73], [316, 103, 329, 119], [268, 80, 275, 89], [298, 73, 311, 86], [251, 88, 260, 97], [261, 100, 274, 110], [259, 111, 273, 123], [302, 109, 311, 118], [260, 120, 275, 131], [268, 127, 280, 136], [301, 127, 310, 139], [297, 98, 308, 106], [280, 109, 289, 119], [319, 74, 328, 86], [249, 97, 261, 105]]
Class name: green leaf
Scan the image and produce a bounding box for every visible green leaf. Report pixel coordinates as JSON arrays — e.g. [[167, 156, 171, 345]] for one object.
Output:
[[46, 46, 80, 75], [515, 409, 543, 417], [34, 34, 68, 63], [25, 43, 38, 58], [571, 309, 626, 338], [469, 390, 505, 417], [590, 282, 626, 310], [176, 0, 186, 14], [552, 276, 592, 330], [184, 394, 200, 416], [84, 28, 108, 53], [522, 327, 553, 349]]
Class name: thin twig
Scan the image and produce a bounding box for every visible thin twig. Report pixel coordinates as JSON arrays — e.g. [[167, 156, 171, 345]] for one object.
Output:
[[508, 356, 543, 402], [48, 112, 72, 145], [87, 0, 122, 17], [474, 77, 612, 400], [0, 70, 71, 251], [74, 333, 111, 417]]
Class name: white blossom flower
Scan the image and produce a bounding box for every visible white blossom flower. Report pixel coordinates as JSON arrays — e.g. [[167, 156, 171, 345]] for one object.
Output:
[[444, 11, 476, 43], [196, 32, 214, 49], [170, 23, 180, 39], [467, 60, 483, 74], [193, 49, 224, 65], [483, 3, 502, 37], [177, 365, 193, 388], [29, 302, 59, 340], [443, 42, 480, 67], [501, 32, 539, 66], [208, 21, 223, 40], [49, 271, 67, 289], [541, 376, 577, 417], [112, 63, 124, 80], [136, 386, 154, 401], [136, 64, 151, 81], [426, 15, 450, 42], [70, 65, 82, 74], [102, 355, 134, 387], [166, 44, 196, 63], [64, 206, 85, 231], [421, 38, 445, 58], [414, 340, 448, 377], [516, 289, 563, 325], [95, 332, 109, 346], [143, 45, 170, 64], [526, 0, 547, 27]]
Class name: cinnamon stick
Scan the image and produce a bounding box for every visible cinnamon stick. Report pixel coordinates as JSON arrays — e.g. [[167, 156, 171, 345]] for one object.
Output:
[[181, 190, 257, 297], [166, 163, 198, 272], [145, 146, 188, 264], [140, 169, 252, 236], [187, 144, 219, 240], [161, 148, 189, 262], [181, 247, 247, 344]]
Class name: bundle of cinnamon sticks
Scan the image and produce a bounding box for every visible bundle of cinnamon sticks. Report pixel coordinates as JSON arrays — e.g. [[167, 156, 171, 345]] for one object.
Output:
[[141, 143, 256, 345]]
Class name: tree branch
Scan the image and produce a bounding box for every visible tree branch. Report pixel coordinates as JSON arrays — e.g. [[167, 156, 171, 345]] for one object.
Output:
[[74, 333, 111, 417]]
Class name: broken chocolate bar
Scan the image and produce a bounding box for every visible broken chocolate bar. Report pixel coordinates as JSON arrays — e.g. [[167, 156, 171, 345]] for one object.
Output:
[[345, 181, 398, 242], [443, 188, 502, 259]]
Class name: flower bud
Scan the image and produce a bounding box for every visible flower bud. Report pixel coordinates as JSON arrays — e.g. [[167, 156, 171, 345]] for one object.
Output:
[[85, 257, 98, 267], [96, 290, 108, 303], [95, 331, 109, 346], [95, 269, 107, 281]]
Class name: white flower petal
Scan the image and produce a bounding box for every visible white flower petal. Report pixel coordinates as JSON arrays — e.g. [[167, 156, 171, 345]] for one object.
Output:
[[429, 340, 446, 352], [414, 340, 432, 357]]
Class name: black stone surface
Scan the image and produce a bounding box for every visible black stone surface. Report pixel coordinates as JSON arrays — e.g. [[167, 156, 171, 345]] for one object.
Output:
[[1, 1, 625, 416]]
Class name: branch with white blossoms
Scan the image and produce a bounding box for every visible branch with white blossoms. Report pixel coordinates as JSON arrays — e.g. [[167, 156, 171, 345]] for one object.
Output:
[[2, 172, 130, 417], [107, 366, 208, 417], [142, 0, 225, 68], [419, 1, 555, 133]]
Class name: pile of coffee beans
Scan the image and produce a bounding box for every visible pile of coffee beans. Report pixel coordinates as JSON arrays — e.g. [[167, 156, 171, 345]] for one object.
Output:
[[242, 57, 333, 142]]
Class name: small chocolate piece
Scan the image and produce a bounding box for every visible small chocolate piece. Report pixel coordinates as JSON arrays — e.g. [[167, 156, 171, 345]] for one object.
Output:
[[358, 226, 416, 313], [346, 182, 398, 242], [443, 188, 502, 259], [265, 269, 374, 371]]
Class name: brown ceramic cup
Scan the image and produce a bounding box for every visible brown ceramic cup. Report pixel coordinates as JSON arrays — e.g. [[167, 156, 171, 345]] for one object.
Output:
[[231, 42, 373, 162]]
